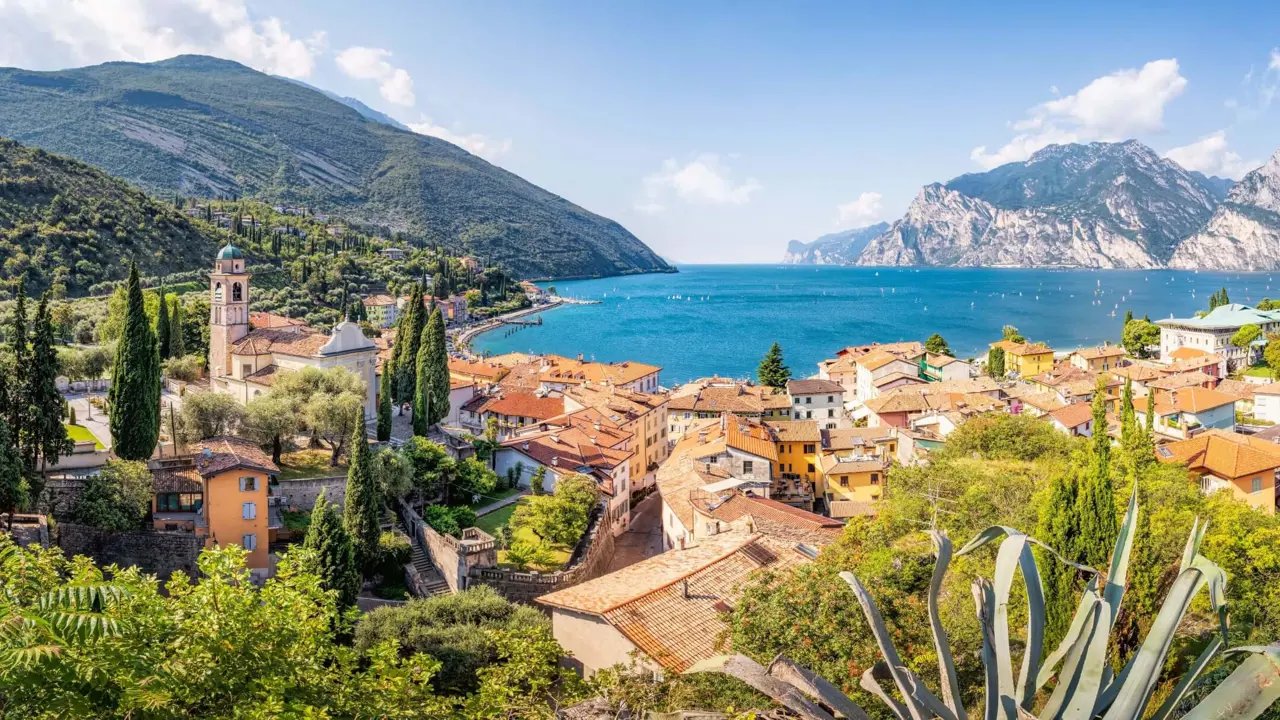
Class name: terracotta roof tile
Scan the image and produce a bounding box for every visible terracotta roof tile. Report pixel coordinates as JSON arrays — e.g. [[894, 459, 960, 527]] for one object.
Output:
[[1157, 429, 1280, 479], [191, 436, 279, 476], [1048, 402, 1093, 429], [232, 327, 329, 358], [786, 378, 845, 395], [764, 420, 821, 443]]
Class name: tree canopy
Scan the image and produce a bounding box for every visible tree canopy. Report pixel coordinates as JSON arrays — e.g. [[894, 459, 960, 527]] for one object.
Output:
[[756, 342, 791, 388]]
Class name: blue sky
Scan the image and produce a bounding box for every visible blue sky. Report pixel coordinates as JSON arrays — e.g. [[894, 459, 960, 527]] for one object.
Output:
[[3, 1, 1279, 263]]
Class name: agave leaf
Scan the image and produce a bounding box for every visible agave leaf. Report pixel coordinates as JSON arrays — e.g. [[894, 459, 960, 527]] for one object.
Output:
[[1147, 637, 1224, 720], [1093, 647, 1137, 716], [897, 664, 959, 720], [767, 655, 873, 720], [840, 572, 929, 720], [1102, 485, 1140, 624], [861, 663, 910, 720], [1101, 556, 1223, 720], [928, 529, 967, 720], [1178, 518, 1200, 575], [1059, 595, 1114, 720], [685, 654, 837, 720], [984, 532, 1048, 711], [1036, 577, 1100, 692], [972, 578, 1002, 720], [1180, 646, 1280, 720], [1040, 592, 1102, 720], [956, 526, 1024, 556]]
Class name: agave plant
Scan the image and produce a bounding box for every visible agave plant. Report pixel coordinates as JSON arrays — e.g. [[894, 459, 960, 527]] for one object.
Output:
[[688, 490, 1280, 720]]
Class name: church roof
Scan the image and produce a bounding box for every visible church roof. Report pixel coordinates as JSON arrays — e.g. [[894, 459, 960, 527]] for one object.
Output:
[[231, 328, 329, 358], [216, 243, 243, 260]]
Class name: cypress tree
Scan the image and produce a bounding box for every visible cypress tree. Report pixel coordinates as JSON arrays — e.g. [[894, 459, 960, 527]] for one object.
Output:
[[377, 360, 393, 442], [343, 408, 381, 571], [426, 307, 450, 425], [108, 263, 161, 461], [0, 417, 26, 524], [756, 342, 791, 388], [1077, 377, 1118, 569], [412, 321, 433, 437], [304, 488, 360, 609], [396, 284, 426, 403], [987, 346, 1006, 378], [6, 279, 28, 434], [25, 293, 73, 495], [1037, 465, 1080, 648], [157, 286, 171, 360], [169, 298, 186, 359]]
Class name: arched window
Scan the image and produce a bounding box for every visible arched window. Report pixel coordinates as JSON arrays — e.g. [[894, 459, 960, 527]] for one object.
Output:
[[214, 282, 224, 303], [232, 282, 243, 302]]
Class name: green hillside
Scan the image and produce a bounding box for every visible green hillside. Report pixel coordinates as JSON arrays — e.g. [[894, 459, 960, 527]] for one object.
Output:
[[0, 55, 671, 280], [0, 137, 224, 298]]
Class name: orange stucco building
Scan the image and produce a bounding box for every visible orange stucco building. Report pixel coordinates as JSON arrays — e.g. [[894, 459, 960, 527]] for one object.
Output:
[[150, 436, 280, 579]]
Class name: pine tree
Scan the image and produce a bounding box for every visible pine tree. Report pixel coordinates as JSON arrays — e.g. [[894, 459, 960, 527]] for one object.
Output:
[[304, 488, 360, 609], [426, 307, 450, 425], [25, 293, 73, 497], [757, 342, 791, 388], [1123, 309, 1133, 326], [157, 286, 171, 360], [343, 409, 381, 572], [108, 263, 161, 461], [377, 361, 393, 442], [169, 298, 186, 359], [1077, 377, 1118, 569]]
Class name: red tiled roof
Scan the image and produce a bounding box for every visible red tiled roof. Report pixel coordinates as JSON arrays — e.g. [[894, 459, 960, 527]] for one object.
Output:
[[192, 435, 279, 476]]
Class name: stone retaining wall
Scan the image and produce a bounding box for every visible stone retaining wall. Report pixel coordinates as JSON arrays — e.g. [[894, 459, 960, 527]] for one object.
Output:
[[399, 502, 497, 593], [469, 507, 615, 605], [57, 523, 202, 582], [273, 476, 348, 510]]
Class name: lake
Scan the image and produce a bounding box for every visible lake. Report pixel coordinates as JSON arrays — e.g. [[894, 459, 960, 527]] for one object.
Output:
[[473, 265, 1280, 385]]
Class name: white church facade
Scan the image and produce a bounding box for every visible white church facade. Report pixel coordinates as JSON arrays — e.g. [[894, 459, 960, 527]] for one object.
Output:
[[207, 244, 379, 418]]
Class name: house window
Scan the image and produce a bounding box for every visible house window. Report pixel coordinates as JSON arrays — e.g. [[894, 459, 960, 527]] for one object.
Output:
[[742, 460, 754, 474], [806, 411, 812, 419], [803, 443, 815, 453], [828, 395, 834, 403], [828, 409, 835, 418], [794, 397, 801, 405], [232, 282, 243, 302], [239, 476, 259, 492], [805, 397, 812, 404], [807, 463, 815, 473], [839, 476, 849, 487], [242, 533, 257, 551], [242, 502, 257, 520], [889, 443, 896, 453], [871, 473, 880, 485], [241, 363, 252, 378], [156, 492, 203, 512], [1253, 477, 1264, 493]]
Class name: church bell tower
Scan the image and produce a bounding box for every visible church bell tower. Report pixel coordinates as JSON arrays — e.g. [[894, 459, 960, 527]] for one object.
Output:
[[209, 244, 251, 378]]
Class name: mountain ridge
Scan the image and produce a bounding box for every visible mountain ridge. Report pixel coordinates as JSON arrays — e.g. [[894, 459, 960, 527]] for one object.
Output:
[[1169, 150, 1280, 270], [781, 222, 890, 264], [0, 54, 671, 280]]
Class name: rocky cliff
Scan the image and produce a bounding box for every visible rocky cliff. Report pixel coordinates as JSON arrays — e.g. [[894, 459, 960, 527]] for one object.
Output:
[[857, 141, 1223, 269], [1169, 151, 1280, 270], [781, 222, 889, 264]]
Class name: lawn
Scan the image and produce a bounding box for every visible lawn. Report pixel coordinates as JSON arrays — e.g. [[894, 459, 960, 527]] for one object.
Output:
[[467, 486, 523, 512], [473, 498, 571, 571], [276, 449, 346, 480], [64, 423, 103, 450], [1243, 364, 1275, 379]]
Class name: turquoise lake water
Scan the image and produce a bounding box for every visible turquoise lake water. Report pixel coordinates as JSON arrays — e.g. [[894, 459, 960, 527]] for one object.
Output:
[[473, 265, 1280, 385]]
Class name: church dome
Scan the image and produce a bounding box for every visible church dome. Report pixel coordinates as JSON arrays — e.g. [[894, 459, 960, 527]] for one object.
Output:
[[216, 243, 244, 260]]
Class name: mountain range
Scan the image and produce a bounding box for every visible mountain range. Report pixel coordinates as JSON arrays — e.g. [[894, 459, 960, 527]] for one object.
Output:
[[781, 223, 889, 264], [0, 55, 671, 280], [783, 140, 1280, 270]]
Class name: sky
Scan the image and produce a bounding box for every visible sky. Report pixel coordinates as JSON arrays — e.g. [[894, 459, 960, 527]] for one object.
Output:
[[2, 1, 1279, 263]]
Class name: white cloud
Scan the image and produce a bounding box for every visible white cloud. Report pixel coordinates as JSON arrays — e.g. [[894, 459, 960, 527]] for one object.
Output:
[[835, 192, 884, 228], [971, 59, 1187, 169], [408, 117, 511, 161], [637, 154, 761, 212], [0, 0, 325, 78], [1164, 131, 1259, 180], [335, 46, 415, 106], [1226, 48, 1280, 121]]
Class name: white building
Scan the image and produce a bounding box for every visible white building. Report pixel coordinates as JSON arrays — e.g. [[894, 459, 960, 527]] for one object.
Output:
[[785, 378, 847, 429], [207, 244, 379, 418], [1134, 388, 1237, 440], [1157, 304, 1280, 371], [1252, 384, 1280, 424], [856, 350, 921, 402]]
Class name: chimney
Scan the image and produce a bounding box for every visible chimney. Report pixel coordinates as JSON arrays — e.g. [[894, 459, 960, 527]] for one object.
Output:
[[521, 441, 530, 451], [551, 457, 559, 467], [577, 353, 584, 362], [697, 430, 708, 444], [593, 422, 602, 432], [550, 434, 560, 444]]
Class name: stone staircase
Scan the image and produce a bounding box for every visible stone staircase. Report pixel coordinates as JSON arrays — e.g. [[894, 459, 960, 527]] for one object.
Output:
[[404, 521, 451, 597]]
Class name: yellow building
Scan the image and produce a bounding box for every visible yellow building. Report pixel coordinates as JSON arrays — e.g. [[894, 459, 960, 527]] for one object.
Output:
[[990, 340, 1055, 377], [816, 427, 897, 519], [1069, 345, 1127, 373], [150, 436, 279, 580], [562, 383, 670, 488], [766, 420, 823, 504]]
